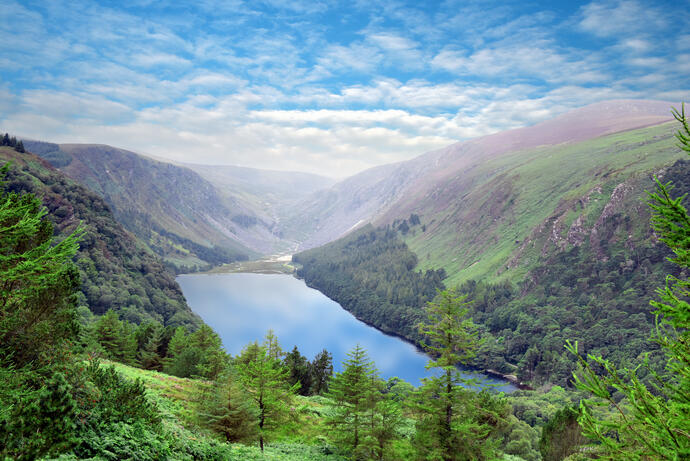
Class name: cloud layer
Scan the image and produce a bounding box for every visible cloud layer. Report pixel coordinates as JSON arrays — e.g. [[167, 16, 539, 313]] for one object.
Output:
[[0, 0, 687, 177]]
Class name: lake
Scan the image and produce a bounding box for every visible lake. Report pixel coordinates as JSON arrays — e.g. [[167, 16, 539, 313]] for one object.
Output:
[[177, 272, 515, 391]]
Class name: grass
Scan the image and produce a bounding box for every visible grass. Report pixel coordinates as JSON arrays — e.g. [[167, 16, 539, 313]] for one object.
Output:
[[104, 361, 349, 460], [404, 122, 683, 288]]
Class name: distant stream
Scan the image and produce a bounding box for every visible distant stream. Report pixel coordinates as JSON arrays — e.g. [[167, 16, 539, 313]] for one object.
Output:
[[177, 272, 516, 391]]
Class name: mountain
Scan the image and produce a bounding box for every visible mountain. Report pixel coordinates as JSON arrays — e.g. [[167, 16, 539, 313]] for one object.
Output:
[[284, 100, 676, 253], [182, 163, 334, 246], [293, 100, 687, 385], [0, 146, 200, 328], [22, 142, 275, 270]]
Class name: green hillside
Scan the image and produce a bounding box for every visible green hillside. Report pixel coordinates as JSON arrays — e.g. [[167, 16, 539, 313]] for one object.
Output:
[[23, 141, 257, 272], [295, 120, 687, 386], [397, 122, 682, 287], [0, 146, 200, 328]]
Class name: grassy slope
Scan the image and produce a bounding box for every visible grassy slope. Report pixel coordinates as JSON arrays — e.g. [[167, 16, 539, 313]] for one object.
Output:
[[402, 122, 681, 287], [106, 361, 349, 461]]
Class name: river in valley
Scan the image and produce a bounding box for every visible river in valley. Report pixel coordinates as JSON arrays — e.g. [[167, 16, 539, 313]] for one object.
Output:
[[177, 272, 515, 391]]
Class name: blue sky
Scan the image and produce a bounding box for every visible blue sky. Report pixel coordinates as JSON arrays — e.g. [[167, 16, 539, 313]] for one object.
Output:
[[1, 0, 688, 177]]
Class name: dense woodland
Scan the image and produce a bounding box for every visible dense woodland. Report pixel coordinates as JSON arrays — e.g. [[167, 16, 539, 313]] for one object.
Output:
[[294, 224, 446, 342]]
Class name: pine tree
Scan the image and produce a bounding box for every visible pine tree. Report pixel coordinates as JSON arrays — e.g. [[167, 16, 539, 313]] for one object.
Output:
[[326, 344, 378, 453], [235, 341, 298, 452], [200, 370, 259, 443], [263, 329, 284, 361], [413, 290, 507, 461], [1, 372, 77, 459], [310, 348, 333, 395], [139, 324, 164, 370], [566, 104, 690, 459], [284, 345, 312, 396], [189, 324, 227, 380], [0, 163, 83, 366]]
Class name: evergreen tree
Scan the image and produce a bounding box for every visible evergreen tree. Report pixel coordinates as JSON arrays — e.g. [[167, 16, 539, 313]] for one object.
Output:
[[310, 348, 334, 395], [566, 104, 690, 459], [284, 345, 312, 396], [91, 310, 136, 364], [138, 323, 164, 371], [0, 163, 83, 366], [189, 324, 227, 380], [538, 405, 586, 461], [263, 329, 284, 361], [413, 290, 507, 461], [235, 341, 298, 452], [326, 344, 378, 453], [200, 370, 259, 443]]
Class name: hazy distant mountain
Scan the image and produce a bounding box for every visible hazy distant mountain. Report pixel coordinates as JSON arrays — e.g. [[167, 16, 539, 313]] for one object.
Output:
[[291, 100, 686, 385], [284, 100, 677, 255], [182, 163, 334, 225]]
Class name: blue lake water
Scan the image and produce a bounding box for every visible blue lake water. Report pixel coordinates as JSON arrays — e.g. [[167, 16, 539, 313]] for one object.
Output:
[[177, 272, 515, 391]]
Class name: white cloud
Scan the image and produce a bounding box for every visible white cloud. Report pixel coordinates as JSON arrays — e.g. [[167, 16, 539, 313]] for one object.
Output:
[[579, 0, 668, 38]]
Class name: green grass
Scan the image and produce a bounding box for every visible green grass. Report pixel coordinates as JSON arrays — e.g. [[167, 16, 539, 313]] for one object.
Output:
[[104, 361, 349, 460], [404, 122, 683, 287]]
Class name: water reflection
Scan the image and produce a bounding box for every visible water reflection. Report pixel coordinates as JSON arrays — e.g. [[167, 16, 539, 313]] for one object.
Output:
[[177, 273, 514, 391]]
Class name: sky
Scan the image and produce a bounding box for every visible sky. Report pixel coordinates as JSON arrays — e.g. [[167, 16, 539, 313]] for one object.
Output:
[[0, 0, 688, 178]]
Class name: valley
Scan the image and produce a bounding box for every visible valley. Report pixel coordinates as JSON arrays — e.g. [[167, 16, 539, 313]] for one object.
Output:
[[2, 99, 689, 460]]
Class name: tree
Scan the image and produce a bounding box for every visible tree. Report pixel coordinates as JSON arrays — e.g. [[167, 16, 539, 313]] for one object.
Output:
[[284, 345, 312, 396], [538, 405, 586, 461], [189, 324, 227, 380], [310, 348, 333, 395], [263, 329, 284, 361], [235, 340, 298, 452], [91, 310, 136, 364], [0, 163, 83, 366], [200, 369, 259, 443], [413, 289, 507, 461], [566, 104, 690, 459], [326, 344, 378, 453]]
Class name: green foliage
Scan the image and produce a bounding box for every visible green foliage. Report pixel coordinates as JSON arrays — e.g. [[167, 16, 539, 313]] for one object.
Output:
[[161, 324, 228, 379], [413, 290, 509, 461], [538, 405, 585, 461], [199, 369, 260, 443], [285, 345, 313, 396], [311, 349, 334, 395], [0, 148, 200, 329], [326, 345, 405, 460], [326, 345, 378, 452], [0, 163, 83, 367], [566, 106, 690, 459], [235, 336, 300, 451], [294, 224, 446, 343], [1, 371, 78, 460]]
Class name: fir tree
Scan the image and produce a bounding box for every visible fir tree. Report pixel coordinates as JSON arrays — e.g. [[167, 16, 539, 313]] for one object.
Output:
[[413, 290, 507, 461], [310, 348, 333, 395], [0, 163, 83, 366], [326, 344, 378, 452], [284, 345, 312, 396], [200, 370, 259, 443], [235, 341, 298, 452]]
